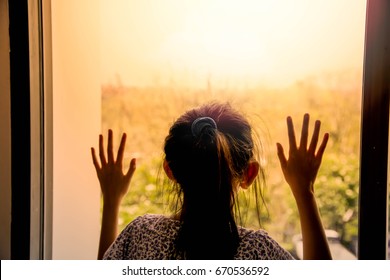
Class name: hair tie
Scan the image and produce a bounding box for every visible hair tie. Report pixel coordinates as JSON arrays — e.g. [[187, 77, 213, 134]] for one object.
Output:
[[191, 117, 217, 137]]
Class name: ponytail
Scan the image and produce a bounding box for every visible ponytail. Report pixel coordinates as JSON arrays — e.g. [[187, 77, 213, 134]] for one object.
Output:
[[176, 128, 239, 259], [164, 103, 258, 260]]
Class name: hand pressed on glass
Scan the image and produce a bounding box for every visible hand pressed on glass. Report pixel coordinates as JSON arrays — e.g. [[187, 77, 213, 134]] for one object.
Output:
[[277, 114, 331, 260], [91, 129, 136, 260], [91, 129, 136, 205], [276, 113, 329, 202]]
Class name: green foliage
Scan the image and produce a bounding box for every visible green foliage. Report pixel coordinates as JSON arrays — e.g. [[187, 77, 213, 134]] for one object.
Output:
[[101, 69, 361, 254]]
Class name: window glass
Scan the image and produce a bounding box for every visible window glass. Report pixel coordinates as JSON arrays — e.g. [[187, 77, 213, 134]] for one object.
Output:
[[100, 0, 366, 259]]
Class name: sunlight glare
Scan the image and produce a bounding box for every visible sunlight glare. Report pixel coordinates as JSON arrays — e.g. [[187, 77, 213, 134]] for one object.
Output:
[[101, 0, 366, 88]]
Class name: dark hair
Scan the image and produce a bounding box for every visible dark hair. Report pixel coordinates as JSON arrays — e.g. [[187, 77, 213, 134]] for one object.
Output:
[[163, 102, 264, 259]]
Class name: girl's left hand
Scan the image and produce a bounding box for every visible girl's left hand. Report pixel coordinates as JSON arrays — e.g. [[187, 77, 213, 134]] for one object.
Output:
[[91, 129, 136, 205]]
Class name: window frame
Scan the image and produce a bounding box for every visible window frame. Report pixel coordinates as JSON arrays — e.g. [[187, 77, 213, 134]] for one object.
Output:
[[358, 0, 390, 260], [9, 0, 32, 260]]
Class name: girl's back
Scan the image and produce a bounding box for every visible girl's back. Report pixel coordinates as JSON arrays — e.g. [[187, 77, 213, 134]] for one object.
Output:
[[103, 214, 293, 260]]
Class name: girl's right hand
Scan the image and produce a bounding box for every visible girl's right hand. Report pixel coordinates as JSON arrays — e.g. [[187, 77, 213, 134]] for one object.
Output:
[[276, 114, 329, 203], [276, 114, 332, 260]]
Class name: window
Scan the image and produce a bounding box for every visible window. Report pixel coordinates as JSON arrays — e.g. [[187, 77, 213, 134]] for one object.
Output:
[[100, 0, 366, 259], [4, 0, 388, 260], [48, 0, 101, 259]]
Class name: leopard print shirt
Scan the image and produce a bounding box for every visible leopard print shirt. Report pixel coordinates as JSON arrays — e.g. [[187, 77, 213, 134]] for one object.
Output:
[[103, 214, 294, 260]]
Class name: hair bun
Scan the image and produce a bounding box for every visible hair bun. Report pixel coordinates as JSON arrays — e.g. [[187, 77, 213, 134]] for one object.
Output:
[[191, 117, 217, 137]]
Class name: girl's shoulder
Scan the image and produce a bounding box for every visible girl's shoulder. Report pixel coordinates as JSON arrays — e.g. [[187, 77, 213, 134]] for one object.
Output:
[[103, 214, 180, 259], [130, 213, 179, 226], [123, 213, 180, 235], [237, 226, 275, 247], [237, 227, 295, 260]]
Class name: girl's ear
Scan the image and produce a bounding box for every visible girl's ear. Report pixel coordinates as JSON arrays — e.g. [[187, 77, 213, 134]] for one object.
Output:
[[240, 161, 260, 189], [163, 159, 176, 181]]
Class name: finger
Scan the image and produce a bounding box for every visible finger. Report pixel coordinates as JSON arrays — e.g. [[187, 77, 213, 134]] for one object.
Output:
[[117, 133, 127, 166], [315, 133, 329, 162], [99, 134, 107, 165], [107, 129, 114, 163], [308, 120, 321, 155], [299, 113, 309, 150], [125, 158, 137, 181], [276, 143, 287, 168], [91, 147, 101, 170], [287, 116, 297, 153]]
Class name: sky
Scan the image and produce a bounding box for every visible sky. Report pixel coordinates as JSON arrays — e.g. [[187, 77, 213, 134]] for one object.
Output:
[[100, 0, 367, 88]]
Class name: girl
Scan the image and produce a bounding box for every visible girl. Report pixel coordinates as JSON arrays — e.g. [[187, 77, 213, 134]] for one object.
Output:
[[91, 102, 331, 260]]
